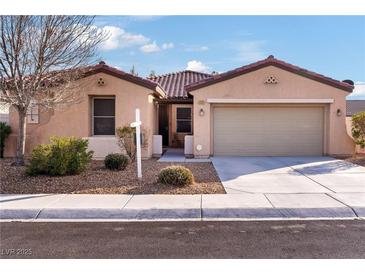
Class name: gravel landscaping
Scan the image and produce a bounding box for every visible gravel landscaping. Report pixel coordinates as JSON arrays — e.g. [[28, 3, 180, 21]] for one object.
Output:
[[335, 154, 365, 167], [0, 158, 225, 194]]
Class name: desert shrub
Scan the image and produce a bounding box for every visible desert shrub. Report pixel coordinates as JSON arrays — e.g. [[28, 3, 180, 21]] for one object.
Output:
[[116, 126, 136, 161], [116, 125, 149, 162], [0, 122, 11, 158], [157, 165, 194, 187], [26, 136, 93, 176], [25, 144, 51, 175], [352, 111, 365, 149], [104, 153, 129, 170]]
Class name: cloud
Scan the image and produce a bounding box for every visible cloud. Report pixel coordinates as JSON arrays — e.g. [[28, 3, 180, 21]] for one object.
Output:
[[184, 45, 209, 52], [349, 82, 365, 97], [235, 41, 266, 62], [140, 41, 161, 53], [186, 60, 210, 73], [162, 42, 174, 50], [100, 26, 150, 51]]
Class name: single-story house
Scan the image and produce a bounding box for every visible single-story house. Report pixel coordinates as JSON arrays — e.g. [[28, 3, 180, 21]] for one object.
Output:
[[346, 100, 365, 153], [4, 55, 356, 159]]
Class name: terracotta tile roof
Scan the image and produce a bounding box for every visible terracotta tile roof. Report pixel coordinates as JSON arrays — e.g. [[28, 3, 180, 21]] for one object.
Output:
[[148, 70, 212, 98], [186, 55, 354, 93], [85, 62, 163, 92], [346, 100, 365, 116], [2, 61, 165, 98]]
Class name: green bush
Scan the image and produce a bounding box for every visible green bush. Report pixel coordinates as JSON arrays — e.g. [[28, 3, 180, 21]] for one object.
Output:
[[25, 144, 51, 175], [26, 136, 93, 176], [0, 122, 11, 158], [352, 111, 365, 149], [104, 153, 129, 170], [157, 165, 194, 187]]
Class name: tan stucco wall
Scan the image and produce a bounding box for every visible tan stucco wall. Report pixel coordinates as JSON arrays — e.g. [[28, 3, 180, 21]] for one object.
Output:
[[5, 72, 158, 159], [190, 65, 354, 158], [346, 117, 353, 136]]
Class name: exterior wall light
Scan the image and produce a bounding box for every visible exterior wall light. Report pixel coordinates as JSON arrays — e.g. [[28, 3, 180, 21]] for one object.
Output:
[[336, 109, 342, 117], [196, 144, 203, 151], [199, 108, 205, 116]]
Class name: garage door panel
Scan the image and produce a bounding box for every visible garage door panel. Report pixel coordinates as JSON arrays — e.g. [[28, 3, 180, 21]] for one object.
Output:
[[213, 107, 324, 156]]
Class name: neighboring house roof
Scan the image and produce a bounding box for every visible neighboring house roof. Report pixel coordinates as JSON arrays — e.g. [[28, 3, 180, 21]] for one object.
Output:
[[148, 70, 212, 99], [185, 55, 354, 93], [346, 100, 365, 116]]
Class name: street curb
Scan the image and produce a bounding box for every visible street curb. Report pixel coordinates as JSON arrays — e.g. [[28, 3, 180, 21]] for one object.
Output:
[[0, 217, 362, 223], [276, 207, 356, 218], [37, 208, 201, 220], [202, 207, 358, 219], [202, 208, 283, 219], [0, 209, 41, 219], [1, 207, 361, 221], [353, 207, 365, 218]]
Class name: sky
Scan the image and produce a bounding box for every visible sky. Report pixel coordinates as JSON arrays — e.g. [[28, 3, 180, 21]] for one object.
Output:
[[94, 16, 365, 99]]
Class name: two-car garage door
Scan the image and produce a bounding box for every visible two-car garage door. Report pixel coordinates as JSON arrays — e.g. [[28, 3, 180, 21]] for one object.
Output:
[[213, 106, 324, 156]]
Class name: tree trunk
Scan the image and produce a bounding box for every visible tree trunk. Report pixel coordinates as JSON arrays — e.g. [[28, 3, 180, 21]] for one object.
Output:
[[15, 109, 27, 166], [0, 140, 4, 158], [352, 144, 358, 159]]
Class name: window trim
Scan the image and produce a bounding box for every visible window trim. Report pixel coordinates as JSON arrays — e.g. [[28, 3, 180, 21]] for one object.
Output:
[[92, 96, 116, 136], [176, 106, 192, 134], [26, 100, 39, 124]]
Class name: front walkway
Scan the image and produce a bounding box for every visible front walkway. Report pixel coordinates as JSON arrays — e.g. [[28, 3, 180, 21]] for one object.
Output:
[[158, 148, 211, 163]]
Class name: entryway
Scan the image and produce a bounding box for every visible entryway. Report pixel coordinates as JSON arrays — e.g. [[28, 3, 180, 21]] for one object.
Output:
[[158, 104, 169, 147]]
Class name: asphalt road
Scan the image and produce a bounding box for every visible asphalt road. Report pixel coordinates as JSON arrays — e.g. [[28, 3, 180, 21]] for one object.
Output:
[[1, 220, 365, 259]]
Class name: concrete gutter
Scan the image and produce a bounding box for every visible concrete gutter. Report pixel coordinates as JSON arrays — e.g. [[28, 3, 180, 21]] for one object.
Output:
[[1, 193, 364, 221]]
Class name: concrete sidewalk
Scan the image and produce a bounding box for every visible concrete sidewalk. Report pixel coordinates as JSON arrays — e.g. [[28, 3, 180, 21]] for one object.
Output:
[[1, 193, 364, 221]]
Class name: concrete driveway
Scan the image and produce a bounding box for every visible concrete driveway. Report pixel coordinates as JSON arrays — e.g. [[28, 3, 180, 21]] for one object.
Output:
[[212, 156, 365, 194]]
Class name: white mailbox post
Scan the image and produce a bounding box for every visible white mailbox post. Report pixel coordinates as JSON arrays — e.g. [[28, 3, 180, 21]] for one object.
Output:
[[130, 109, 142, 179]]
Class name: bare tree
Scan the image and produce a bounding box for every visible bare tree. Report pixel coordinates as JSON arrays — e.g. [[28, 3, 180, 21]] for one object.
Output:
[[149, 70, 156, 78], [130, 65, 138, 76], [0, 16, 106, 165]]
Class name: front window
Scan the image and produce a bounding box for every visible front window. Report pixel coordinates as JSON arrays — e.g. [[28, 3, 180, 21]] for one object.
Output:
[[27, 101, 39, 124], [176, 107, 192, 133], [93, 97, 115, 135]]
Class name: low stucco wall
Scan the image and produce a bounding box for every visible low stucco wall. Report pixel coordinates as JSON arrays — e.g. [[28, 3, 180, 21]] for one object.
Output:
[[4, 72, 158, 159], [190, 65, 354, 157], [86, 137, 121, 159]]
